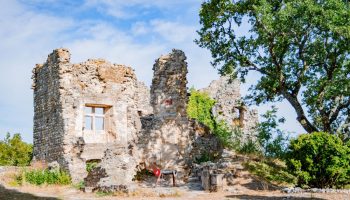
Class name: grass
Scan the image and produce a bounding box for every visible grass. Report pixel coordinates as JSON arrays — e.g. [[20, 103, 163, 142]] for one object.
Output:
[[95, 191, 113, 197], [15, 169, 71, 186], [159, 190, 182, 198], [72, 181, 85, 190], [243, 157, 297, 187]]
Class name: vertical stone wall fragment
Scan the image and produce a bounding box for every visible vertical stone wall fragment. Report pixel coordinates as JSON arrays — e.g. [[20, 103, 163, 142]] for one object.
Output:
[[138, 50, 193, 178], [201, 76, 258, 142], [32, 49, 71, 167]]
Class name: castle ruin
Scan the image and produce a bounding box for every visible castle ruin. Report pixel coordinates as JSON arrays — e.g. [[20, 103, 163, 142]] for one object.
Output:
[[32, 48, 258, 191]]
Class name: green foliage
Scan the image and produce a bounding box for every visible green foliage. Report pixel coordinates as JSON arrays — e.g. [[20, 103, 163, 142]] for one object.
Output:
[[286, 132, 350, 188], [16, 169, 71, 186], [73, 181, 85, 190], [215, 121, 242, 150], [194, 151, 220, 164], [187, 88, 216, 130], [132, 168, 153, 181], [257, 107, 289, 158], [197, 0, 350, 135], [244, 158, 297, 187], [239, 139, 260, 155], [187, 88, 241, 149], [96, 191, 113, 197], [86, 160, 99, 173], [0, 133, 33, 166]]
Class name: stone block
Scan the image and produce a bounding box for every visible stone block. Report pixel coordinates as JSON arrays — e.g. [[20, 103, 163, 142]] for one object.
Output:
[[201, 170, 211, 191], [210, 173, 224, 192]]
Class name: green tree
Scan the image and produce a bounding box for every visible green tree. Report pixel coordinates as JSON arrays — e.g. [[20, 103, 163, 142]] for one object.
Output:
[[286, 132, 350, 188], [257, 106, 289, 158], [196, 0, 350, 136], [0, 133, 33, 166]]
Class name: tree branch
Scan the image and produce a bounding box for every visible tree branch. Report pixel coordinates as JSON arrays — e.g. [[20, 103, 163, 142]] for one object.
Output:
[[293, 25, 311, 95], [281, 90, 319, 133]]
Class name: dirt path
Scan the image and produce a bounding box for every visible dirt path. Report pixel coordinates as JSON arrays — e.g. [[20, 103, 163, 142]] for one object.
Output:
[[1, 167, 349, 200], [1, 183, 350, 200]]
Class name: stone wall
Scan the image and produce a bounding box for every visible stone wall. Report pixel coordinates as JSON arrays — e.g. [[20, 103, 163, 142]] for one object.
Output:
[[32, 48, 258, 190], [32, 49, 69, 166], [32, 49, 150, 182], [84, 144, 137, 192], [201, 76, 258, 143], [137, 50, 193, 177]]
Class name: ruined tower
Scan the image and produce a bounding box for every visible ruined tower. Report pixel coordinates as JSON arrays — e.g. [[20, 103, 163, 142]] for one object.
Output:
[[137, 49, 193, 175], [150, 49, 188, 118], [32, 49, 150, 182]]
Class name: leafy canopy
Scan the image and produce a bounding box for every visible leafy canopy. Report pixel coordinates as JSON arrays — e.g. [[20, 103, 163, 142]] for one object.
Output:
[[257, 106, 289, 158], [0, 133, 33, 166], [187, 88, 216, 130], [196, 0, 350, 136], [286, 132, 350, 188]]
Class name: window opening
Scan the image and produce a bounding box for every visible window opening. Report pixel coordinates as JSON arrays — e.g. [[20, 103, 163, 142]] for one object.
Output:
[[84, 106, 105, 132]]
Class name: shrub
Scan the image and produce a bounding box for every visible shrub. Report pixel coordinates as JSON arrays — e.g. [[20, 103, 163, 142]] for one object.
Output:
[[187, 88, 216, 130], [73, 181, 85, 190], [239, 139, 260, 155], [132, 168, 153, 181], [286, 132, 350, 188], [214, 121, 242, 150], [86, 160, 100, 173], [0, 133, 33, 166], [187, 88, 241, 149], [16, 169, 71, 186], [194, 151, 220, 163]]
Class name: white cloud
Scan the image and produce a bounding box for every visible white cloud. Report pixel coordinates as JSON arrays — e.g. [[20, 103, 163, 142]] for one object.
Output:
[[131, 22, 149, 35], [0, 0, 213, 143], [84, 0, 202, 19], [150, 20, 197, 43], [0, 0, 77, 142], [0, 0, 305, 144]]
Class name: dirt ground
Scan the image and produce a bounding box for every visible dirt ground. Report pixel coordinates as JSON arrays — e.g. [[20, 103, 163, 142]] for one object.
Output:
[[1, 167, 349, 200]]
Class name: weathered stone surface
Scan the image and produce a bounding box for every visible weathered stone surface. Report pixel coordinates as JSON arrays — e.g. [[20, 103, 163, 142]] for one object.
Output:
[[137, 49, 193, 179], [32, 49, 150, 183], [201, 76, 259, 143], [210, 173, 224, 192], [189, 120, 223, 162], [32, 49, 69, 169], [84, 145, 136, 192], [32, 48, 258, 191]]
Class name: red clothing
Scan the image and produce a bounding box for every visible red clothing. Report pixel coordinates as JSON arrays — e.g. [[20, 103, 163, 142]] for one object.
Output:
[[153, 168, 161, 177]]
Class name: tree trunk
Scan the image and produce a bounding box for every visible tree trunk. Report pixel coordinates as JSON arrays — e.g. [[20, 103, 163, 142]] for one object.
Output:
[[282, 91, 319, 133]]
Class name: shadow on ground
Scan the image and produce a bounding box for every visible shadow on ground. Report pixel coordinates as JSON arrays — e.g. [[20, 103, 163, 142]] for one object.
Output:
[[0, 184, 58, 200], [226, 194, 325, 200], [241, 176, 281, 191], [139, 176, 203, 191]]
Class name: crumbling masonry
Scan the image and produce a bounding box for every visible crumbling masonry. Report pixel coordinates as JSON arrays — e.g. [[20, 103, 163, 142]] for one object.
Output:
[[32, 48, 258, 190]]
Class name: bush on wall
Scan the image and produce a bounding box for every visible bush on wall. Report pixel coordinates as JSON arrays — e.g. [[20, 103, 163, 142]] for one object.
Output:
[[187, 88, 241, 149]]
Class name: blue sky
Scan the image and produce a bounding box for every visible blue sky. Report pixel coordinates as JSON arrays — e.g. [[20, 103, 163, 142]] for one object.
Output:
[[0, 0, 305, 143]]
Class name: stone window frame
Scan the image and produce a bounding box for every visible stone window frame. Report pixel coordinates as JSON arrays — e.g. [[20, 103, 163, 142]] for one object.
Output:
[[84, 104, 111, 133]]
